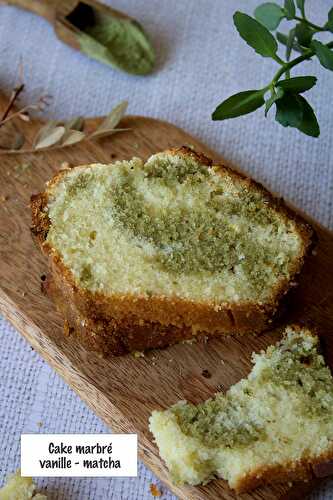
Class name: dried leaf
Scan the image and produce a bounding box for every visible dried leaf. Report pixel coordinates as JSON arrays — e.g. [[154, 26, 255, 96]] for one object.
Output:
[[89, 127, 130, 140], [18, 112, 30, 122], [61, 116, 86, 145], [94, 101, 128, 134], [11, 131, 25, 150], [33, 120, 59, 148], [65, 116, 85, 132], [35, 126, 66, 149], [0, 75, 131, 153], [0, 121, 25, 150], [62, 130, 86, 146]]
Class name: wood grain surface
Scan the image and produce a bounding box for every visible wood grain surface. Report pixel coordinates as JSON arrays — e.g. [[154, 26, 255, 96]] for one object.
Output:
[[0, 91, 332, 500]]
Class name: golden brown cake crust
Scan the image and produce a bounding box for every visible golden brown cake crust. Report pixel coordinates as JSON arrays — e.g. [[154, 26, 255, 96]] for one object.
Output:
[[31, 147, 315, 355], [43, 269, 222, 356], [234, 447, 333, 493]]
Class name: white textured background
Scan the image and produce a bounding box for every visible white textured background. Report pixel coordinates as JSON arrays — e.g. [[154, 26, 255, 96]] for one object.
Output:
[[0, 0, 332, 498]]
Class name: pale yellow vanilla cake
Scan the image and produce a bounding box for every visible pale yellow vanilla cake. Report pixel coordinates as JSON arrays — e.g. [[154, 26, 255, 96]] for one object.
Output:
[[0, 471, 47, 500], [31, 147, 313, 354], [149, 326, 333, 492]]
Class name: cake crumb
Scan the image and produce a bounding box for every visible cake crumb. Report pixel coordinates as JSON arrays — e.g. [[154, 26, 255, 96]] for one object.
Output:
[[0, 470, 47, 499], [182, 338, 197, 345], [133, 351, 145, 358], [149, 483, 162, 497], [150, 327, 333, 491]]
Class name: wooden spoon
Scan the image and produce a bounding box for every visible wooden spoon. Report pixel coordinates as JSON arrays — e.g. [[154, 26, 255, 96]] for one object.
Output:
[[1, 0, 155, 75]]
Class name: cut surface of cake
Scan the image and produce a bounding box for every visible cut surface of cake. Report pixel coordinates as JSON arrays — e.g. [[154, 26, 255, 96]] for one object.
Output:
[[0, 471, 47, 500], [31, 147, 313, 354], [149, 325, 333, 492]]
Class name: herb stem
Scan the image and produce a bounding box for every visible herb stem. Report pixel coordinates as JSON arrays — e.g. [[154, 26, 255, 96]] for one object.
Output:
[[299, 3, 306, 20], [0, 136, 93, 156], [0, 130, 130, 156], [271, 40, 333, 85], [272, 54, 285, 65], [0, 104, 33, 127], [294, 16, 325, 32], [0, 142, 80, 156]]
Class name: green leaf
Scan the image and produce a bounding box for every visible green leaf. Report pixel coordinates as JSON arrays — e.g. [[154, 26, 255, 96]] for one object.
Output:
[[326, 7, 333, 32], [275, 93, 303, 128], [275, 93, 319, 137], [284, 0, 296, 20], [212, 90, 265, 121], [296, 95, 320, 137], [265, 87, 284, 116], [254, 3, 285, 30], [295, 22, 313, 47], [312, 40, 333, 71], [277, 31, 303, 53], [233, 12, 278, 57], [276, 32, 288, 44], [276, 76, 317, 93]]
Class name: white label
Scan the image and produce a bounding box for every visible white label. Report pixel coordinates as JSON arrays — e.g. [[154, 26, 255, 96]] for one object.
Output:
[[21, 434, 137, 477]]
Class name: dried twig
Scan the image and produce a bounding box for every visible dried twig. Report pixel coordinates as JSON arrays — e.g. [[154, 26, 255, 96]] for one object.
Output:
[[0, 71, 129, 154], [0, 83, 25, 124], [0, 94, 51, 128], [0, 128, 130, 156]]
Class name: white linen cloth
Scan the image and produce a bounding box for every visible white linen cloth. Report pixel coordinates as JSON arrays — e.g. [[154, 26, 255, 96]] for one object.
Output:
[[0, 0, 332, 498]]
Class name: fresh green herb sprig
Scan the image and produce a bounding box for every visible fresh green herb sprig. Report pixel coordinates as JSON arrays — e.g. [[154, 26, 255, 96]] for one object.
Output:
[[212, 1, 333, 137]]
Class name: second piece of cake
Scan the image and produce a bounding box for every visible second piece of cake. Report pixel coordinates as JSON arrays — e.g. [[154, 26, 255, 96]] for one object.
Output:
[[31, 147, 314, 355], [150, 325, 333, 492]]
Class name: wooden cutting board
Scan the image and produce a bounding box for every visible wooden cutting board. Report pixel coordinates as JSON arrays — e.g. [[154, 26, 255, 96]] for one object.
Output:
[[0, 90, 332, 500]]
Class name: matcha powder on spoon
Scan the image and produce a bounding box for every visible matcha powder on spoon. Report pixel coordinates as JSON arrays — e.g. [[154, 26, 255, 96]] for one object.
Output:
[[67, 3, 155, 75]]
